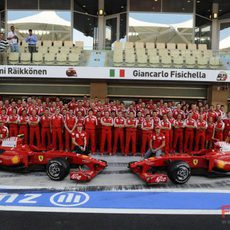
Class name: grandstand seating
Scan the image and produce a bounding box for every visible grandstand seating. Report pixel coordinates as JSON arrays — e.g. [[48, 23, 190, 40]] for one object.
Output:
[[7, 40, 223, 69], [8, 40, 84, 65], [111, 41, 223, 69]]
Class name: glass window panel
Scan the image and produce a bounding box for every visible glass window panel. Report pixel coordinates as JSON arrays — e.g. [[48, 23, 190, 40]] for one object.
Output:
[[74, 0, 98, 16], [105, 0, 127, 15], [7, 0, 38, 9], [40, 0, 70, 10], [130, 0, 161, 12], [219, 22, 230, 51], [162, 0, 193, 13], [195, 15, 211, 49], [8, 11, 71, 41], [128, 12, 193, 43], [73, 12, 98, 50], [120, 13, 127, 40]]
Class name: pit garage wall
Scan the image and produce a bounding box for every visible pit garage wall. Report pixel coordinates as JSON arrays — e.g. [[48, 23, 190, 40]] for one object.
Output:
[[0, 79, 228, 110]]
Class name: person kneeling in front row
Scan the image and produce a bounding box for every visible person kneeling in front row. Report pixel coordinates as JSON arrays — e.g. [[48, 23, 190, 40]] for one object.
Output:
[[144, 125, 165, 159], [72, 123, 89, 155]]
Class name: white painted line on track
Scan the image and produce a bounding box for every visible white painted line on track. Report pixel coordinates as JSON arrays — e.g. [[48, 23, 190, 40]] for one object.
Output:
[[0, 206, 223, 215]]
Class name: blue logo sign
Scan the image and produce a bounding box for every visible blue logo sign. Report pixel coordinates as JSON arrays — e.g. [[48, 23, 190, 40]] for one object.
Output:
[[50, 192, 90, 207]]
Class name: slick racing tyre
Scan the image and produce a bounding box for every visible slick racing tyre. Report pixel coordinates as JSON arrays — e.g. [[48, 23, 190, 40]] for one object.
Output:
[[46, 158, 70, 181], [167, 161, 191, 184]]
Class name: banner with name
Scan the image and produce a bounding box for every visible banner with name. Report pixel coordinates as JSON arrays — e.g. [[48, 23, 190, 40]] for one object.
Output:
[[0, 65, 229, 82]]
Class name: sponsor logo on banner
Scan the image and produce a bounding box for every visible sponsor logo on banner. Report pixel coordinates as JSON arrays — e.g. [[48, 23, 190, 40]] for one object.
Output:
[[66, 68, 77, 77], [217, 71, 228, 81]]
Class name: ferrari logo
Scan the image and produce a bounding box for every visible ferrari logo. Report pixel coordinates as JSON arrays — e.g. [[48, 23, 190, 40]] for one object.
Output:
[[193, 159, 198, 165], [38, 155, 44, 162]]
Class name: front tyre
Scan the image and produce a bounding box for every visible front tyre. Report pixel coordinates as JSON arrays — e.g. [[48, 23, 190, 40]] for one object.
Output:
[[46, 158, 70, 181], [167, 161, 191, 184]]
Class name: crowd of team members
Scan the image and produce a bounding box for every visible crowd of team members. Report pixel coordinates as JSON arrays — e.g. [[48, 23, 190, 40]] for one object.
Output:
[[0, 96, 229, 156]]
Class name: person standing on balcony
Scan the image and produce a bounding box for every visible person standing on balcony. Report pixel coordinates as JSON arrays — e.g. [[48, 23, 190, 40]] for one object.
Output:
[[0, 32, 9, 64], [25, 29, 37, 53], [7, 25, 19, 52]]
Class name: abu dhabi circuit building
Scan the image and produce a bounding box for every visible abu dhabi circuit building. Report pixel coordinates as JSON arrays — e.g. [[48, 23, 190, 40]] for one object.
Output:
[[0, 0, 229, 109]]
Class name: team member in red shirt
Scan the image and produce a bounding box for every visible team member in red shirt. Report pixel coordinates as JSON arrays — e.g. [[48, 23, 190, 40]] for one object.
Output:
[[189, 104, 199, 120], [173, 114, 184, 153], [207, 105, 217, 122], [125, 111, 138, 156], [64, 109, 77, 151], [167, 112, 175, 153], [151, 110, 161, 126], [173, 103, 185, 120], [18, 101, 28, 116], [136, 111, 144, 152], [206, 117, 215, 149], [51, 108, 64, 150], [7, 101, 18, 116], [160, 114, 172, 155], [223, 112, 230, 141], [213, 116, 225, 141], [160, 102, 171, 117], [113, 111, 125, 154], [8, 108, 19, 137], [195, 115, 207, 151], [72, 123, 89, 155], [84, 109, 98, 154], [184, 113, 196, 152], [40, 108, 51, 149], [100, 111, 113, 155], [140, 114, 153, 156], [0, 120, 9, 141], [29, 109, 41, 146], [0, 108, 8, 126], [96, 110, 102, 151], [76, 111, 84, 125], [18, 109, 29, 144], [144, 125, 165, 159], [68, 97, 77, 110], [75, 101, 86, 116]]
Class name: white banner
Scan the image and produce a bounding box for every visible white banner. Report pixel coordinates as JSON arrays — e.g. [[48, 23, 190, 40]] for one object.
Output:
[[0, 65, 229, 82]]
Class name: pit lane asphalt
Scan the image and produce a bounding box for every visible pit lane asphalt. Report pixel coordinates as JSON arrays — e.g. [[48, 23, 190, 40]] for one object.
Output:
[[0, 155, 229, 191]]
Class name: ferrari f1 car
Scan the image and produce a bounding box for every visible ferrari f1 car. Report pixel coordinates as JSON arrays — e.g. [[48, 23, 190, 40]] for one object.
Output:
[[0, 136, 107, 182], [128, 142, 230, 185]]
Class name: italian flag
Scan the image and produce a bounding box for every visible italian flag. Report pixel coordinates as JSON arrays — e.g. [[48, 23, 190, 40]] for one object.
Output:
[[109, 69, 125, 78]]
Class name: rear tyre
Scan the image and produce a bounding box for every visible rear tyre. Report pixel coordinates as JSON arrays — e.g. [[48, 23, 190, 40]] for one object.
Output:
[[167, 161, 191, 184], [46, 158, 70, 181]]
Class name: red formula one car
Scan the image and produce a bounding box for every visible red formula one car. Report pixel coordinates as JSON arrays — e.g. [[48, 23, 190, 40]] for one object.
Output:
[[128, 142, 230, 185], [0, 136, 107, 182]]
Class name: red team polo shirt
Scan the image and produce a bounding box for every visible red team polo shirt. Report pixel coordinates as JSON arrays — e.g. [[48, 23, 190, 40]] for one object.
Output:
[[41, 115, 51, 128], [151, 133, 165, 148], [0, 126, 8, 139], [84, 115, 98, 129], [114, 117, 125, 127], [51, 115, 63, 128], [72, 130, 87, 146]]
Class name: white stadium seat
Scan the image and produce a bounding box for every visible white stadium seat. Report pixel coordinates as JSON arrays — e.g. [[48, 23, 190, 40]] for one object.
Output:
[[33, 52, 43, 65], [8, 52, 19, 64], [149, 55, 160, 67], [20, 52, 31, 64]]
